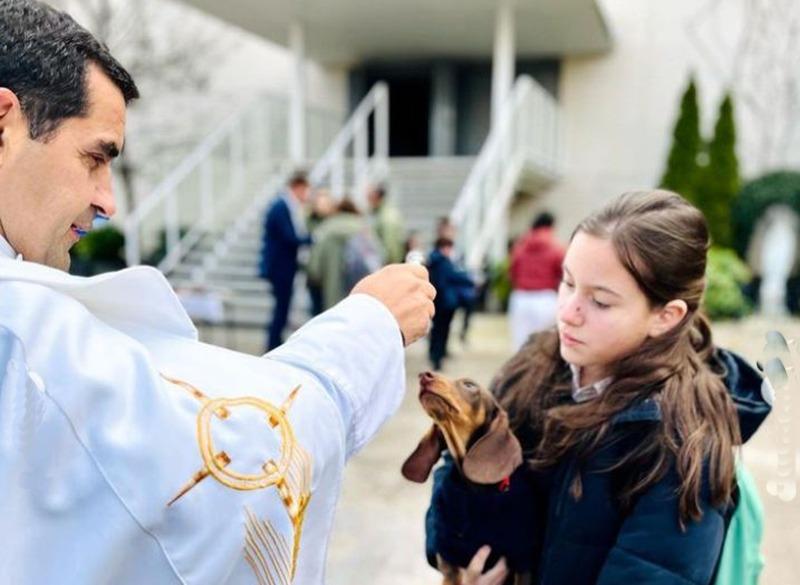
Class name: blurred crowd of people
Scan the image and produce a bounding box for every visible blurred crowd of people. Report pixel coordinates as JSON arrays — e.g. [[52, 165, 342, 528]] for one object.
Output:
[[258, 171, 483, 368], [259, 171, 566, 370]]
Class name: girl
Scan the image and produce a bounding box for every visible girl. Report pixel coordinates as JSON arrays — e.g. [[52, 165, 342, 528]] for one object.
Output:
[[425, 191, 771, 585]]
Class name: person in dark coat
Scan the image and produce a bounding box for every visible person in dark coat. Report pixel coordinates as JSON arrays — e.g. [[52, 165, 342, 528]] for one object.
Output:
[[259, 171, 312, 350], [427, 237, 475, 371], [424, 191, 772, 585]]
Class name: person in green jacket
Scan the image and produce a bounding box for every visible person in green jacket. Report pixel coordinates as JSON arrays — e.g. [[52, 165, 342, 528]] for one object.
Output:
[[308, 199, 382, 311], [368, 184, 406, 265]]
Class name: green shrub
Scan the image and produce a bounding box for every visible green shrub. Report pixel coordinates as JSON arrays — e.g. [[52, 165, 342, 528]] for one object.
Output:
[[695, 93, 739, 248], [490, 257, 512, 311], [732, 171, 800, 258], [71, 225, 125, 262], [703, 247, 752, 320], [661, 78, 702, 203]]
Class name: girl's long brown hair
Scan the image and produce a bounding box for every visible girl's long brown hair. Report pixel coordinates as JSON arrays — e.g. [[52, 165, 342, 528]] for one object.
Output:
[[493, 191, 741, 526]]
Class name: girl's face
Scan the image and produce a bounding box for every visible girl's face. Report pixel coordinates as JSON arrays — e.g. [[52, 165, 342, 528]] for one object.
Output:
[[557, 231, 668, 382]]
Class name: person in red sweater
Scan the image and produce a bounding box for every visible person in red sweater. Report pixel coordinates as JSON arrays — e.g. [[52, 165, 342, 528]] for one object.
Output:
[[509, 212, 566, 349]]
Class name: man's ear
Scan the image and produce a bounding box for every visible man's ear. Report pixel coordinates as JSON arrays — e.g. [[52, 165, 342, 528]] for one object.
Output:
[[648, 299, 688, 338], [0, 88, 24, 164]]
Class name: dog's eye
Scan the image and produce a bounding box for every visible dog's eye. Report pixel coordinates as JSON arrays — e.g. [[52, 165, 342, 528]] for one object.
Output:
[[462, 380, 478, 391]]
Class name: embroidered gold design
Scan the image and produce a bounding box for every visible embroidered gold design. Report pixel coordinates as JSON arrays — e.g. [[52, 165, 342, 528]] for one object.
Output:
[[244, 507, 291, 585], [167, 451, 232, 507], [162, 376, 312, 580]]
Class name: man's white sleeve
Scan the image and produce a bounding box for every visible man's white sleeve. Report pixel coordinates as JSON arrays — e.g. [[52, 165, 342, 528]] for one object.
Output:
[[266, 293, 406, 459]]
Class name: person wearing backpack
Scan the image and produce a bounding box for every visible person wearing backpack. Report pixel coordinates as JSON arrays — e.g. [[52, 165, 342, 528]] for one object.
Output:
[[308, 199, 383, 311], [424, 191, 772, 585]]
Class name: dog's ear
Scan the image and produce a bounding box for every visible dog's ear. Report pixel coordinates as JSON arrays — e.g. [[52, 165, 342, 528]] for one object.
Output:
[[402, 424, 445, 483], [462, 411, 522, 484]]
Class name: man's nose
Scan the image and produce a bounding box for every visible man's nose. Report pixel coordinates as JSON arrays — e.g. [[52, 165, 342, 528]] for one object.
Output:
[[93, 177, 117, 218]]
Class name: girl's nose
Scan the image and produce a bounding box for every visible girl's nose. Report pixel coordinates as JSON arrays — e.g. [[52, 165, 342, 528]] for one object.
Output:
[[558, 295, 584, 326]]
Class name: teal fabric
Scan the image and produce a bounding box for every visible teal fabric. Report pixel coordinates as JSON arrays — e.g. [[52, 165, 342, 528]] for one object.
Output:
[[715, 464, 765, 585]]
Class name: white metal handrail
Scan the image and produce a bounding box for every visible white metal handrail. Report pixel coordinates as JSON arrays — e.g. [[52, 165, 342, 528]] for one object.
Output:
[[309, 82, 389, 208], [192, 166, 290, 283], [123, 93, 340, 273], [450, 75, 560, 271]]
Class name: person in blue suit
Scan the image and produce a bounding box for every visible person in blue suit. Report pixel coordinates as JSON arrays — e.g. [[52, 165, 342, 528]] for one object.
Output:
[[425, 191, 772, 585], [427, 237, 475, 371], [260, 171, 312, 350]]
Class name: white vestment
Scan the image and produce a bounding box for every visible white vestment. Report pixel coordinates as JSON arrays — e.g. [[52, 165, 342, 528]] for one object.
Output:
[[0, 256, 405, 584]]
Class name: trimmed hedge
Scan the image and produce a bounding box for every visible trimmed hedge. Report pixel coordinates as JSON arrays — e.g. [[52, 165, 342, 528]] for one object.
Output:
[[732, 171, 800, 259]]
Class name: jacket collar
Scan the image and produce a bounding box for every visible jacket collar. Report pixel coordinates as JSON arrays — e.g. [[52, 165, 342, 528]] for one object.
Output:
[[0, 257, 197, 340], [606, 348, 772, 440]]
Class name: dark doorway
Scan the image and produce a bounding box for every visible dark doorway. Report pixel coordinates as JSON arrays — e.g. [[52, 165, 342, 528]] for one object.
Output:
[[361, 66, 431, 156]]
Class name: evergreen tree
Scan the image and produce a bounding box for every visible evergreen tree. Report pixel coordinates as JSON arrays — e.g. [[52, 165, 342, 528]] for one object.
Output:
[[660, 78, 702, 204], [696, 93, 740, 247]]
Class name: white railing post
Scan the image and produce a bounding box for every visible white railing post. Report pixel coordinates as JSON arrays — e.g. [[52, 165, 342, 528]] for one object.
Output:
[[376, 86, 389, 161], [200, 159, 213, 228], [165, 189, 179, 259], [332, 156, 345, 198], [450, 75, 560, 272], [309, 82, 390, 206], [354, 121, 368, 206]]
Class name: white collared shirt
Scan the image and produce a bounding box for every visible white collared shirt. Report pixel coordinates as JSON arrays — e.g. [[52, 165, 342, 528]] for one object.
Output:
[[0, 234, 20, 260], [569, 363, 613, 403]]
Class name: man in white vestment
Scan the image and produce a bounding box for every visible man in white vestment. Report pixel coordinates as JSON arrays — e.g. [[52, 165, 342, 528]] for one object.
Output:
[[0, 2, 435, 583]]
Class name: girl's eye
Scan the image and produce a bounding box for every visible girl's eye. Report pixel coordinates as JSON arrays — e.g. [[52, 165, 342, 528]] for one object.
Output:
[[462, 380, 478, 391], [592, 298, 610, 309], [560, 279, 574, 289]]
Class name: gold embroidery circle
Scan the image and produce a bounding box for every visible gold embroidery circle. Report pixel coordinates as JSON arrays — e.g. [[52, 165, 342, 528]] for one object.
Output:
[[196, 396, 296, 490]]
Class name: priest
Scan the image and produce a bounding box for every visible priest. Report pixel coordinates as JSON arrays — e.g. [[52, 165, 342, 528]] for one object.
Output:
[[0, 2, 435, 584]]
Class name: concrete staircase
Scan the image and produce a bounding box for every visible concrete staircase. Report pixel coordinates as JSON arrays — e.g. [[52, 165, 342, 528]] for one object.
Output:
[[389, 157, 475, 246], [166, 156, 475, 332]]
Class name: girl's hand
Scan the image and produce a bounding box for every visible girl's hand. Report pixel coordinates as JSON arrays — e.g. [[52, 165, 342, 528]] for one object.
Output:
[[461, 546, 509, 585]]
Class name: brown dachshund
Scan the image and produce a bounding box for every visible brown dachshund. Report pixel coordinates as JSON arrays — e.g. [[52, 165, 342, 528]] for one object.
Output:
[[402, 371, 531, 585]]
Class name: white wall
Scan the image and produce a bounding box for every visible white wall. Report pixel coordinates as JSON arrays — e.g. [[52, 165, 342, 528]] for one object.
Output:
[[545, 0, 786, 237], [203, 13, 348, 115]]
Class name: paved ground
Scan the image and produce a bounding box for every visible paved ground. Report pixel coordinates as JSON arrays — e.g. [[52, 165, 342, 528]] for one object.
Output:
[[213, 313, 800, 584]]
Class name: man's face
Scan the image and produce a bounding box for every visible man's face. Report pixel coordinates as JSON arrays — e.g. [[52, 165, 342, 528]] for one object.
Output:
[[0, 64, 126, 270], [367, 189, 380, 210], [291, 183, 310, 205]]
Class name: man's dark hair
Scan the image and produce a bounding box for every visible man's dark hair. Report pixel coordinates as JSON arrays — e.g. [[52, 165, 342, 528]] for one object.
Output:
[[372, 184, 387, 200], [337, 197, 360, 215], [0, 0, 139, 140], [434, 237, 454, 250], [532, 211, 555, 229], [288, 170, 309, 188]]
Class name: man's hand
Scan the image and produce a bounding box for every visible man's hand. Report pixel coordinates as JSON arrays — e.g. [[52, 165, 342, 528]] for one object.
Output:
[[351, 264, 436, 346], [461, 546, 509, 585]]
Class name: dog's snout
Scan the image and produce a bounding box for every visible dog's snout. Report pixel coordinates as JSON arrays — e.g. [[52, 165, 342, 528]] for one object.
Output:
[[419, 371, 435, 383]]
